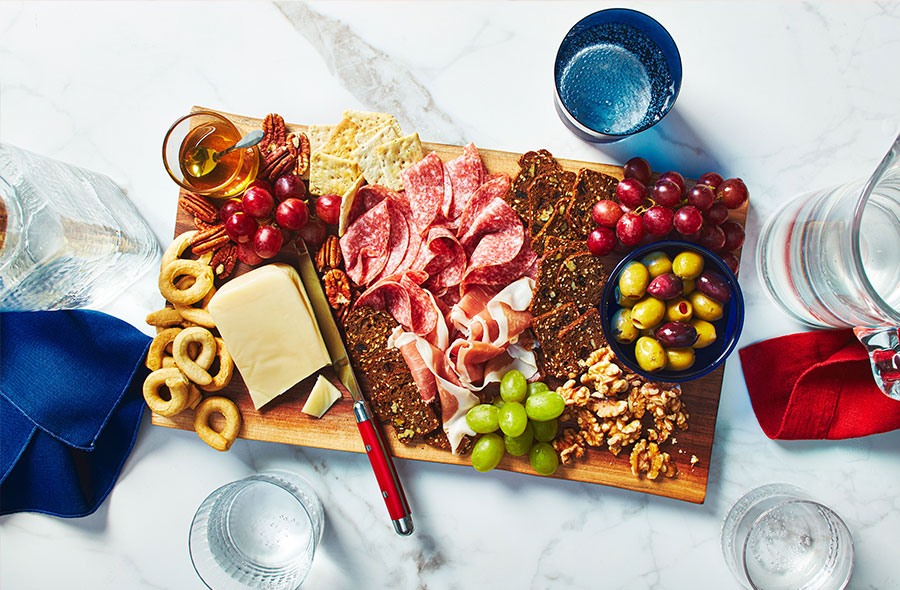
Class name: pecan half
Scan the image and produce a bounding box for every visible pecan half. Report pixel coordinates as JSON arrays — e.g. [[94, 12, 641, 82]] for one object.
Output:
[[210, 243, 238, 279], [315, 235, 342, 271], [179, 193, 218, 224], [194, 216, 217, 231], [258, 113, 300, 182], [189, 224, 229, 255], [323, 269, 352, 309], [294, 132, 310, 176]]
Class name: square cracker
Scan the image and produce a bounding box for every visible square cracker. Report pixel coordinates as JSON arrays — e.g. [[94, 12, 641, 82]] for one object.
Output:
[[307, 124, 334, 154], [355, 118, 402, 148], [374, 133, 424, 192], [353, 124, 403, 185], [309, 151, 360, 196], [319, 118, 360, 158], [343, 110, 395, 132]]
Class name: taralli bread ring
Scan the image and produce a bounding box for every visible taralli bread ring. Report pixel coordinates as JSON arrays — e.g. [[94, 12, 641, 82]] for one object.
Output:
[[199, 338, 234, 392], [162, 231, 212, 269], [143, 368, 191, 417], [145, 308, 183, 328], [173, 327, 216, 386], [173, 277, 217, 328], [159, 259, 214, 305], [194, 396, 242, 452], [147, 328, 182, 371], [162, 356, 177, 369], [187, 383, 203, 410]]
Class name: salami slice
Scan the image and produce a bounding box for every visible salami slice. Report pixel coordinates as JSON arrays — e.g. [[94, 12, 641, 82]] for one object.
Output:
[[355, 270, 437, 336], [340, 199, 391, 287], [371, 199, 411, 283], [400, 151, 445, 234], [460, 239, 538, 296], [459, 197, 525, 268], [456, 174, 510, 238], [410, 226, 466, 295], [443, 143, 487, 221]]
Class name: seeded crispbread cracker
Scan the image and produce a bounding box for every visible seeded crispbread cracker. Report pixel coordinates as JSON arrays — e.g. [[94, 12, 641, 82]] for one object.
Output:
[[526, 170, 576, 240], [352, 123, 403, 185], [309, 151, 360, 196], [318, 117, 361, 159], [554, 252, 607, 309], [529, 238, 589, 316], [505, 149, 562, 224], [566, 168, 618, 239], [343, 109, 395, 132], [554, 308, 608, 378], [307, 124, 334, 154], [375, 133, 424, 191], [531, 195, 584, 256]]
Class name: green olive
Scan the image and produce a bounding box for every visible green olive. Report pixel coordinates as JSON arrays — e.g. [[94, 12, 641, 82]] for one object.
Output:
[[682, 278, 696, 294], [630, 296, 666, 331], [640, 251, 672, 278], [672, 251, 705, 280], [665, 347, 696, 371], [611, 308, 639, 343], [618, 262, 650, 299], [665, 297, 693, 322], [690, 319, 717, 348], [617, 288, 642, 308], [634, 336, 667, 372], [689, 291, 724, 321]]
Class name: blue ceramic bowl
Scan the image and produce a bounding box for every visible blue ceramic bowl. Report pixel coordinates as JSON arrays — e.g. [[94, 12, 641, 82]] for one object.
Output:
[[600, 241, 744, 383], [554, 9, 682, 142]]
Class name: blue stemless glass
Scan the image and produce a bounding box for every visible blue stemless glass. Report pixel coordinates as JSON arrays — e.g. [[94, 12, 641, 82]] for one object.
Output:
[[554, 9, 682, 142]]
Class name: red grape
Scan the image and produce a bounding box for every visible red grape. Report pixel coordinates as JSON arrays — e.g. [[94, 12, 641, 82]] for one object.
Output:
[[717, 178, 749, 209], [587, 226, 616, 256], [616, 212, 644, 246], [315, 194, 342, 226], [253, 224, 284, 259], [697, 223, 726, 250], [705, 202, 729, 226], [224, 211, 258, 243], [652, 179, 682, 207], [642, 205, 674, 236], [236, 241, 264, 266], [673, 205, 703, 235], [245, 178, 273, 194], [687, 184, 715, 211], [242, 186, 275, 219], [219, 198, 243, 222], [720, 252, 740, 275], [274, 174, 307, 202], [275, 198, 310, 231], [720, 220, 745, 251], [623, 157, 651, 185], [297, 217, 327, 248], [591, 199, 624, 228], [697, 172, 724, 190], [657, 171, 686, 196], [615, 178, 648, 209]]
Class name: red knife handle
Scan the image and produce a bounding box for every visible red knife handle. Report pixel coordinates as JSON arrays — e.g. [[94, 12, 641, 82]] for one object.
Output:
[[354, 400, 414, 535]]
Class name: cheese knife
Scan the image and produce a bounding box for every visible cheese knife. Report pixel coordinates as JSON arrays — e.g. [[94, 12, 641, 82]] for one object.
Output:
[[296, 239, 414, 536]]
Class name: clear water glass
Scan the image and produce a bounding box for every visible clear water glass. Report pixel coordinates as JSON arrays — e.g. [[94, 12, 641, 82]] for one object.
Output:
[[722, 484, 854, 590], [189, 471, 325, 590], [0, 143, 160, 311]]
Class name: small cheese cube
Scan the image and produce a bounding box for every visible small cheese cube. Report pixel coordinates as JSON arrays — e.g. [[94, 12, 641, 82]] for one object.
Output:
[[302, 375, 343, 418]]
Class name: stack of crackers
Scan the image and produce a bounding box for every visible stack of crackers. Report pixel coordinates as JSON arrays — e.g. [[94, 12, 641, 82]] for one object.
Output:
[[307, 110, 425, 196]]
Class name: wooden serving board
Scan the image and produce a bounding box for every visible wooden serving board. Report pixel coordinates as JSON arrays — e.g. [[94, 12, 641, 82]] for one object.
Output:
[[153, 107, 749, 504]]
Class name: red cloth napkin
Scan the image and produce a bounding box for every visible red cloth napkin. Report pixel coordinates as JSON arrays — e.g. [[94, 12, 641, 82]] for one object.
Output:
[[739, 329, 900, 439]]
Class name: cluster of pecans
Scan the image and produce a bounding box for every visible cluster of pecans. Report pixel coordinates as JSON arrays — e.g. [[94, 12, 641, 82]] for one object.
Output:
[[179, 193, 237, 279], [316, 235, 353, 322]]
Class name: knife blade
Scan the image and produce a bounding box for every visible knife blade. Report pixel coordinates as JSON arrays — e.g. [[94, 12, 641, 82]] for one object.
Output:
[[296, 239, 414, 536]]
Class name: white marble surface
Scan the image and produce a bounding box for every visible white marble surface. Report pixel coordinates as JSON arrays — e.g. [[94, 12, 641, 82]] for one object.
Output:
[[2, 2, 899, 588]]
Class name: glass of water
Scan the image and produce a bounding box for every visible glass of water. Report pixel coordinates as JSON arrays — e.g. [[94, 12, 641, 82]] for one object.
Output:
[[189, 470, 325, 590], [721, 484, 854, 590]]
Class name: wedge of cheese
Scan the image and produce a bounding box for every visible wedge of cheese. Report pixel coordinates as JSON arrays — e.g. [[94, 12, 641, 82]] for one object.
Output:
[[208, 263, 331, 409], [302, 375, 342, 418]]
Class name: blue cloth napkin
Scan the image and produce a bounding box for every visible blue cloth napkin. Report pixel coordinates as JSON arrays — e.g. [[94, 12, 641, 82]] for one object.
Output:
[[0, 310, 151, 517]]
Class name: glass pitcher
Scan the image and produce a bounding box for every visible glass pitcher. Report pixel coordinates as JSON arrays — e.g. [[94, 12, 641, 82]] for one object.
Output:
[[757, 132, 900, 399]]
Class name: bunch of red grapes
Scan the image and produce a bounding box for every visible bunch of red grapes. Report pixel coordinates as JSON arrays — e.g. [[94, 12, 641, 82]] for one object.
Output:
[[587, 157, 746, 274], [221, 174, 342, 266]]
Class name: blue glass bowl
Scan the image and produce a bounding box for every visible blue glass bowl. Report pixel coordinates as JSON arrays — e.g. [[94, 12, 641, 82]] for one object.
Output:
[[600, 241, 744, 383], [554, 9, 682, 142]]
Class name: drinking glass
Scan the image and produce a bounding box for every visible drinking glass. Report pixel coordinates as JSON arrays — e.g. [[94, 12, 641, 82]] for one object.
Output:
[[722, 484, 854, 590], [163, 111, 259, 198], [189, 470, 324, 590], [757, 132, 900, 398], [554, 9, 682, 142]]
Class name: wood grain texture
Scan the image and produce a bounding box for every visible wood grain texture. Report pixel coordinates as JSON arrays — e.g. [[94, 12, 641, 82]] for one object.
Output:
[[152, 107, 749, 504]]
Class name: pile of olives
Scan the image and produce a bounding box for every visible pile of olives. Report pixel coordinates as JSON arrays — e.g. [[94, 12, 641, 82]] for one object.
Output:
[[466, 370, 565, 476], [611, 249, 732, 373]]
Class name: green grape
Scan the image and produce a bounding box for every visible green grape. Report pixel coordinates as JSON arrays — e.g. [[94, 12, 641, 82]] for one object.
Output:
[[498, 401, 527, 437], [500, 369, 527, 402], [527, 381, 550, 397], [504, 422, 534, 456], [471, 433, 504, 472], [465, 404, 500, 434], [525, 391, 565, 422], [532, 418, 558, 442], [529, 442, 559, 476]]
